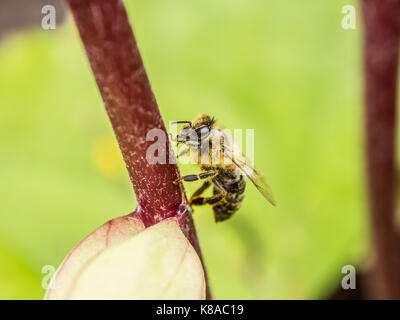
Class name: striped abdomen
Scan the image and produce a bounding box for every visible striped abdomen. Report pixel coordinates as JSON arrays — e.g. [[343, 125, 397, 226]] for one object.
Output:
[[212, 170, 246, 222]]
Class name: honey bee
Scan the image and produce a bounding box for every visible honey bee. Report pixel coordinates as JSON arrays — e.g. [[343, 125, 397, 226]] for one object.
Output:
[[172, 114, 276, 222]]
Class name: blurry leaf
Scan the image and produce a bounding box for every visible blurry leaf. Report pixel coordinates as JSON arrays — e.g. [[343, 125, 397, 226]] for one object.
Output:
[[0, 241, 42, 299]]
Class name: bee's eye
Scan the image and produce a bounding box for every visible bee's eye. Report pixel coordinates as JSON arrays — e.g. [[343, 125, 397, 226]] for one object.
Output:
[[196, 126, 210, 138]]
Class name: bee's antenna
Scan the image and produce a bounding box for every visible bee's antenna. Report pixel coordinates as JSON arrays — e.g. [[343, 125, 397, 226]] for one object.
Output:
[[171, 121, 192, 126]]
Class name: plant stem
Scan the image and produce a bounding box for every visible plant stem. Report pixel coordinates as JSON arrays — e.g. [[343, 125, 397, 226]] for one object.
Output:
[[67, 0, 211, 298], [362, 0, 400, 299]]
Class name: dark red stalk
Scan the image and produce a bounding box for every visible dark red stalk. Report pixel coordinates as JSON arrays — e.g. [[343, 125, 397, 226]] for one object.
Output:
[[362, 0, 400, 299], [66, 0, 210, 298]]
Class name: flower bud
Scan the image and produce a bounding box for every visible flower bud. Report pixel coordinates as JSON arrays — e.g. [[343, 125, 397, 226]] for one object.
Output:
[[45, 216, 205, 299]]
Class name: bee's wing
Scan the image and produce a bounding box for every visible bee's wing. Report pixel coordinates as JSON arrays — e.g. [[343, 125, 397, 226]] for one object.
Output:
[[222, 145, 277, 206]]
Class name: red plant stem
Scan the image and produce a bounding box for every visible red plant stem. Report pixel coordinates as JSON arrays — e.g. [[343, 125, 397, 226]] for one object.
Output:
[[66, 0, 211, 298], [362, 0, 400, 299], [67, 0, 180, 226]]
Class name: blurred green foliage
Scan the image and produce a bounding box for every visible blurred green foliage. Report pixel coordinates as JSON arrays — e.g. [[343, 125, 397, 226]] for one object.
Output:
[[0, 0, 367, 299]]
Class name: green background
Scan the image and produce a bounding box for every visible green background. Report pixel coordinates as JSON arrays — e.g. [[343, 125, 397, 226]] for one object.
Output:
[[0, 0, 367, 299]]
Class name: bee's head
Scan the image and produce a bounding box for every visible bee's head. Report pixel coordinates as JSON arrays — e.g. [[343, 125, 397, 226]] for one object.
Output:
[[173, 114, 215, 147]]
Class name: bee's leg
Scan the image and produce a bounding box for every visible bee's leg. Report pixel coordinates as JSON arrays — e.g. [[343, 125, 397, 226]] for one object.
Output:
[[189, 181, 211, 204], [190, 178, 227, 206], [173, 170, 217, 184]]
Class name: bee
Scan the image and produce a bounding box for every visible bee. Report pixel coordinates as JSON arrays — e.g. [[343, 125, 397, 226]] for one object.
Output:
[[172, 114, 276, 222]]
